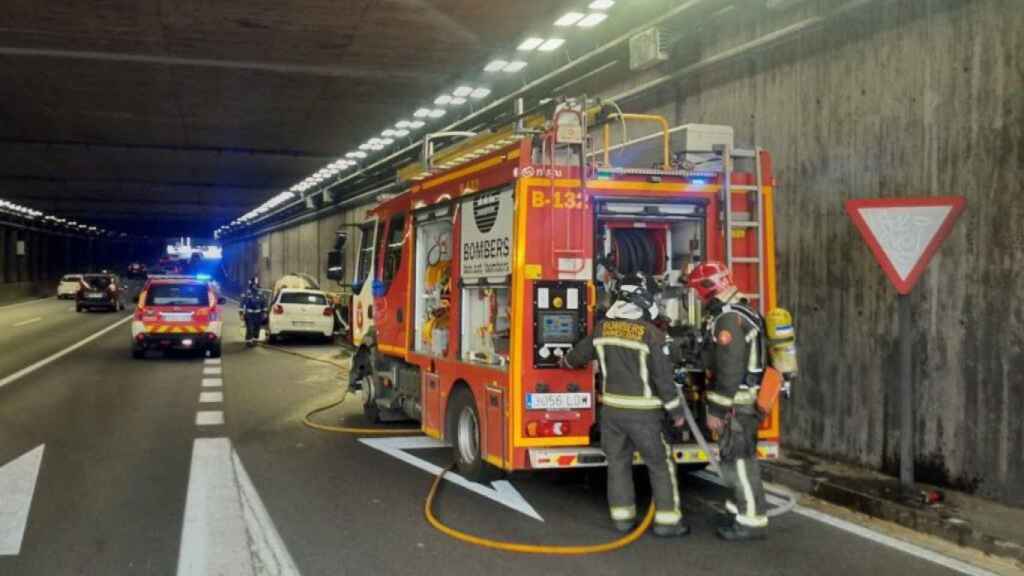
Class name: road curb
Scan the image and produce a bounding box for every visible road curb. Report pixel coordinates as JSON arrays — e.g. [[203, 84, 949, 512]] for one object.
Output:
[[762, 460, 1024, 567]]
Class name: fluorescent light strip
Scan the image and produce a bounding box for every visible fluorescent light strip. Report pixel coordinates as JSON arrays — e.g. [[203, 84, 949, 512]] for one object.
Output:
[[577, 13, 607, 27], [517, 37, 544, 51], [554, 12, 585, 26]]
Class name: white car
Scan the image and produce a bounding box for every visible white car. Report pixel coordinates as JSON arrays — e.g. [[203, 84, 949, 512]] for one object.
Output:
[[267, 289, 335, 343], [57, 274, 84, 299]]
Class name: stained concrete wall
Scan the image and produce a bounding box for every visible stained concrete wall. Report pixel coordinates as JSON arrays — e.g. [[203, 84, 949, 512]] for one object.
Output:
[[598, 0, 1022, 504], [222, 201, 375, 294]]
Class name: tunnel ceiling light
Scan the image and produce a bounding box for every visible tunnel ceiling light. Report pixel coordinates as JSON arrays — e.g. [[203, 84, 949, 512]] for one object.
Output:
[[379, 137, 394, 145], [484, 59, 509, 72], [408, 120, 426, 129], [589, 0, 614, 9], [554, 12, 585, 26], [350, 151, 368, 158], [517, 37, 545, 51], [577, 12, 607, 27], [394, 129, 410, 137], [413, 108, 432, 118], [470, 87, 491, 99], [452, 86, 474, 97], [381, 129, 397, 137], [428, 108, 446, 118], [538, 38, 565, 51], [502, 60, 528, 73], [359, 143, 373, 150], [449, 96, 467, 105], [434, 94, 453, 105]]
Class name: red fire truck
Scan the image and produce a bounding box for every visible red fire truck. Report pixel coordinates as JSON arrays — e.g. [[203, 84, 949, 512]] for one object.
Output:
[[347, 105, 781, 480]]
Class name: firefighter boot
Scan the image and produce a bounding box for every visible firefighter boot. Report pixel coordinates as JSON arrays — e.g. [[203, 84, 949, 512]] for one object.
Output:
[[652, 522, 691, 538], [716, 522, 766, 541], [613, 520, 635, 533]]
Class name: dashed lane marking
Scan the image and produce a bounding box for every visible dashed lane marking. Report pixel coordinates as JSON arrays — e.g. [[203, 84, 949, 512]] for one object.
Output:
[[201, 378, 222, 388], [11, 317, 42, 328], [195, 411, 224, 426], [204, 358, 221, 366], [177, 438, 301, 576], [202, 367, 222, 376], [0, 296, 55, 310], [199, 391, 223, 404], [0, 315, 133, 390]]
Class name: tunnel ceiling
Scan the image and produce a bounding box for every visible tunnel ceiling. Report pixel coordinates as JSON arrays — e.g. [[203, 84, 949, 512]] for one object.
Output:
[[0, 1, 576, 238]]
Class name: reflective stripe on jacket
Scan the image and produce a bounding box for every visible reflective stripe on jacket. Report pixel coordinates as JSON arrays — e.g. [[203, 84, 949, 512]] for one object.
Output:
[[564, 318, 686, 419]]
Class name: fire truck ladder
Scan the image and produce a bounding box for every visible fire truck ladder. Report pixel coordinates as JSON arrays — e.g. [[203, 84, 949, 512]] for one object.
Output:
[[721, 145, 766, 313]]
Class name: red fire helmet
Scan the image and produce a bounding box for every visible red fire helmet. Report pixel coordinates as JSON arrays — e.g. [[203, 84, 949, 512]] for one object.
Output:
[[687, 261, 735, 302]]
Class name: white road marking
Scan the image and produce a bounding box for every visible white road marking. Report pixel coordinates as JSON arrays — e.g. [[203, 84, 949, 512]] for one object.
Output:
[[0, 445, 45, 556], [177, 438, 301, 576], [199, 391, 223, 404], [360, 436, 542, 522], [202, 367, 222, 376], [195, 411, 224, 426], [0, 296, 55, 310], [11, 317, 42, 328], [0, 315, 133, 390], [692, 470, 998, 576], [201, 378, 222, 388], [204, 358, 221, 366]]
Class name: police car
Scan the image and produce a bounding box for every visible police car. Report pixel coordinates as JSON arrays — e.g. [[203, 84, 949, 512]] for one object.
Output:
[[131, 276, 225, 359]]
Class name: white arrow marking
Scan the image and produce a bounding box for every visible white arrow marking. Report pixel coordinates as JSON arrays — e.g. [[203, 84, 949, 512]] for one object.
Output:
[[177, 438, 301, 576], [359, 436, 543, 522], [0, 444, 45, 555]]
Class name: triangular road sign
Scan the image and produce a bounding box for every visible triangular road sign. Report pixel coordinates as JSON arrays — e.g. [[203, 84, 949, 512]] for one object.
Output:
[[846, 197, 966, 294]]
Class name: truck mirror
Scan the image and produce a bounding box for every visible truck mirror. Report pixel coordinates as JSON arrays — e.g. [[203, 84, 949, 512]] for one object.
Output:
[[326, 250, 345, 281]]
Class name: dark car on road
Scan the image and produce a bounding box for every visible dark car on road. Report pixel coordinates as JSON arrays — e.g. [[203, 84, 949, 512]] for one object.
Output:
[[75, 274, 125, 313]]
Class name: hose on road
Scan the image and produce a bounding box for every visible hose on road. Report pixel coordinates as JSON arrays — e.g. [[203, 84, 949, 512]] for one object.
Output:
[[263, 342, 792, 553], [259, 343, 420, 435]]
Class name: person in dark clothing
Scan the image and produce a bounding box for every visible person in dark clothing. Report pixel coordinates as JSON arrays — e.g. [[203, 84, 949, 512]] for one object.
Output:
[[239, 277, 267, 346], [561, 273, 690, 537], [688, 261, 769, 541]]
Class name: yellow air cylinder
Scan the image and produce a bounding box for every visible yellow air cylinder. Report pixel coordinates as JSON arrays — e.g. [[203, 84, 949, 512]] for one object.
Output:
[[765, 307, 798, 377]]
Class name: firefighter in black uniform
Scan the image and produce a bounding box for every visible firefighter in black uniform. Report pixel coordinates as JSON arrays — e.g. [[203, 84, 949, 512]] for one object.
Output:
[[561, 273, 690, 537], [688, 261, 769, 541], [239, 277, 267, 346]]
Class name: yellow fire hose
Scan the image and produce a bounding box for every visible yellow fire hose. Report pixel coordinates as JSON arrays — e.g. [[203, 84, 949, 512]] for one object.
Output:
[[262, 342, 657, 554]]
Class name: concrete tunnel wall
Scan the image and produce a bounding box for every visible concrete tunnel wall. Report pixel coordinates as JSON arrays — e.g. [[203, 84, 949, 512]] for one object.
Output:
[[222, 0, 1023, 505], [0, 221, 155, 305]]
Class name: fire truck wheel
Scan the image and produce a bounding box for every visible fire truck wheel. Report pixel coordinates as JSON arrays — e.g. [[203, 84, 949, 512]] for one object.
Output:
[[208, 343, 222, 359], [448, 388, 498, 482], [360, 376, 381, 423]]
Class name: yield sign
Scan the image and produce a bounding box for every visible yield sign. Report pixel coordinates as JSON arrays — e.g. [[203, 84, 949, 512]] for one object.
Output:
[[845, 197, 966, 294]]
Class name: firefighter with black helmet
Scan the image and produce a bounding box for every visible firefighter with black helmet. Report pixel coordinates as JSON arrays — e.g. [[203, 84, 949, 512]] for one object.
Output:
[[239, 276, 267, 346], [561, 273, 690, 537], [688, 261, 769, 541]]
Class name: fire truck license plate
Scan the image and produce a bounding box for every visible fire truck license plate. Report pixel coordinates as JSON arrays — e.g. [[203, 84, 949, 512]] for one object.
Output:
[[526, 393, 591, 410]]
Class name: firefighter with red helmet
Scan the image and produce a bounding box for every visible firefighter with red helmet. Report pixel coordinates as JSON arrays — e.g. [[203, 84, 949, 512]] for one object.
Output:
[[561, 273, 690, 538], [688, 261, 770, 541]]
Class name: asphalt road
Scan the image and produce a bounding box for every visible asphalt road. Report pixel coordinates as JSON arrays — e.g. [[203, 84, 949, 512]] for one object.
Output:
[[0, 299, 1005, 576]]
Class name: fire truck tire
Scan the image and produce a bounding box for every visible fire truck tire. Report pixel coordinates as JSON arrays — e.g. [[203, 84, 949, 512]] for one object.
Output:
[[448, 388, 498, 482], [208, 343, 222, 359], [132, 348, 145, 360], [361, 376, 381, 423]]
